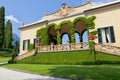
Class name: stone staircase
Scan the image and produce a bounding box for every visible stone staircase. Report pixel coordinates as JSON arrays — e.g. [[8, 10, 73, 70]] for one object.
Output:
[[14, 50, 35, 61], [95, 43, 120, 56]]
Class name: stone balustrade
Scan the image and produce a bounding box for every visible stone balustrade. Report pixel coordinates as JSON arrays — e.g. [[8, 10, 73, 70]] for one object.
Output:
[[14, 43, 120, 61], [95, 43, 120, 56], [37, 42, 89, 52]]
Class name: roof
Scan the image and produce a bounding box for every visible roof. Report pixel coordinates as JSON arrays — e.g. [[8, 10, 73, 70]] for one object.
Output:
[[20, 0, 120, 29], [19, 20, 47, 30], [86, 0, 120, 11]]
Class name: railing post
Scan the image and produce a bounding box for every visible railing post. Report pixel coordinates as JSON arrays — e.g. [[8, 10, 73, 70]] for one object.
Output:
[[50, 43, 54, 51]]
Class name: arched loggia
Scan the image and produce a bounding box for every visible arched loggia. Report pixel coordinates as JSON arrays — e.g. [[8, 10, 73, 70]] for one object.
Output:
[[83, 31, 88, 42], [75, 32, 80, 43], [61, 33, 70, 44], [48, 26, 57, 45], [60, 23, 71, 44], [74, 21, 87, 43]]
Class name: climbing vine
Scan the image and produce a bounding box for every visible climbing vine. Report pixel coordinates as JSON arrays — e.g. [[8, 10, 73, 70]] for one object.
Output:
[[47, 23, 58, 30], [36, 27, 49, 45], [73, 17, 87, 25], [36, 16, 96, 46]]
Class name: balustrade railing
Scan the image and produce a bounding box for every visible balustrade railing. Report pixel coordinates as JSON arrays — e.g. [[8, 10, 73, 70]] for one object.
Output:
[[15, 43, 120, 61], [37, 42, 89, 52], [95, 43, 120, 56]]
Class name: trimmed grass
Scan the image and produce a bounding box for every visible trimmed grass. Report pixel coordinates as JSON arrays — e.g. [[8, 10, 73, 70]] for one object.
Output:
[[0, 57, 11, 63], [2, 64, 120, 79], [17, 50, 120, 65]]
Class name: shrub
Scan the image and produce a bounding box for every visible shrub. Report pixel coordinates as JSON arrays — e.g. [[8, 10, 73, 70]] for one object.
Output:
[[0, 49, 13, 57], [29, 44, 34, 51]]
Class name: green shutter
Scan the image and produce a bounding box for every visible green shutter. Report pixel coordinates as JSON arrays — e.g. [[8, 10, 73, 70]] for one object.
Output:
[[28, 39, 30, 50], [23, 40, 25, 50], [33, 38, 36, 48], [98, 28, 102, 43], [110, 26, 115, 43]]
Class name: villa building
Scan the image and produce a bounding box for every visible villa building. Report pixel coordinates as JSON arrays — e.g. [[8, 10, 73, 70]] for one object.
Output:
[[19, 0, 120, 55]]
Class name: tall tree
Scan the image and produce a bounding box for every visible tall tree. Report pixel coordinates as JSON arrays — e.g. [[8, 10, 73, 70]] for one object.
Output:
[[0, 6, 5, 48], [4, 20, 12, 48]]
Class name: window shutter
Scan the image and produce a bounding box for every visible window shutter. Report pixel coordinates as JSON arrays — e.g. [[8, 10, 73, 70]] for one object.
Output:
[[23, 40, 25, 50], [34, 38, 36, 48], [110, 26, 115, 43], [28, 39, 30, 50], [98, 28, 102, 43]]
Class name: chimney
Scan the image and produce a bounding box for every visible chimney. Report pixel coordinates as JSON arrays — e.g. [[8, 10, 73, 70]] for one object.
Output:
[[87, 0, 91, 4], [86, 0, 92, 9]]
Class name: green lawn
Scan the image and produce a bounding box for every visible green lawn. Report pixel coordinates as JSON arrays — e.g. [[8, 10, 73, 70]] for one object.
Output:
[[17, 50, 120, 65], [0, 57, 11, 63], [2, 64, 120, 80]]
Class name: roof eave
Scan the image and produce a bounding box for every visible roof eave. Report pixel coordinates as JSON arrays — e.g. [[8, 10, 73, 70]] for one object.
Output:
[[19, 20, 48, 30]]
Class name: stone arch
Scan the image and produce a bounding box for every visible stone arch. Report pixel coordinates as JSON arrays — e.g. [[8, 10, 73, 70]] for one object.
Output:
[[75, 31, 80, 43], [48, 26, 57, 44], [74, 21, 87, 42], [60, 23, 71, 43]]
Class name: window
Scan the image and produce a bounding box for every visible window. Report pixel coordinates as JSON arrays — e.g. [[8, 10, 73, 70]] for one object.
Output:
[[98, 26, 115, 43], [34, 38, 41, 47], [23, 39, 30, 50]]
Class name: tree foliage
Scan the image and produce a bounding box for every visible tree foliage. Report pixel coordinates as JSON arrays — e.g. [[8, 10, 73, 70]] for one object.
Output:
[[4, 20, 13, 48], [0, 6, 5, 48]]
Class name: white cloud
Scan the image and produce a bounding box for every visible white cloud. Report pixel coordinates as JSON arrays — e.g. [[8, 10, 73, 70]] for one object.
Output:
[[5, 15, 21, 23]]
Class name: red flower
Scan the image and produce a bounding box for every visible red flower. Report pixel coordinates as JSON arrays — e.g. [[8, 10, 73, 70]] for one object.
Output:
[[36, 42, 41, 46], [88, 34, 97, 40]]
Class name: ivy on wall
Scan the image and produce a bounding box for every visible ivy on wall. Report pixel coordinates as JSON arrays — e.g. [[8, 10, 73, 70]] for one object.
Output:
[[47, 23, 58, 44], [36, 16, 96, 46], [73, 17, 87, 25], [86, 16, 97, 40], [36, 27, 49, 45], [47, 23, 58, 30], [86, 16, 96, 29]]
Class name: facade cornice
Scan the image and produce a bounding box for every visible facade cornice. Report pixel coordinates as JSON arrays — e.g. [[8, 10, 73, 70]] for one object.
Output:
[[19, 20, 48, 30], [85, 0, 120, 12]]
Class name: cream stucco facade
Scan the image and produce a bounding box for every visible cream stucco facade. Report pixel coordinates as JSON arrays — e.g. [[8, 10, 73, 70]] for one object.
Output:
[[19, 0, 120, 55]]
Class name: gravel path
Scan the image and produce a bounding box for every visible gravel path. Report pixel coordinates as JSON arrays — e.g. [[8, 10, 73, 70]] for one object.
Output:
[[0, 67, 69, 80]]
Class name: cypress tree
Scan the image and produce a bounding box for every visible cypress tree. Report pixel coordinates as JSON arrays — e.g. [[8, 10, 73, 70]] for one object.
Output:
[[4, 20, 12, 48], [0, 6, 5, 48]]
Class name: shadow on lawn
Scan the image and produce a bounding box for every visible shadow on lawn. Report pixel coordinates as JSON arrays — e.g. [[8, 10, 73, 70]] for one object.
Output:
[[48, 65, 120, 80]]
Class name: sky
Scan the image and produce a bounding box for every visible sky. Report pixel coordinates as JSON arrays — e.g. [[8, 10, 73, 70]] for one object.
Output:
[[0, 0, 116, 38]]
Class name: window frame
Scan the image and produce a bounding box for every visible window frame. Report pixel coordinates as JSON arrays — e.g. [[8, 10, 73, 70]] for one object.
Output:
[[97, 26, 115, 44], [23, 39, 30, 50]]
